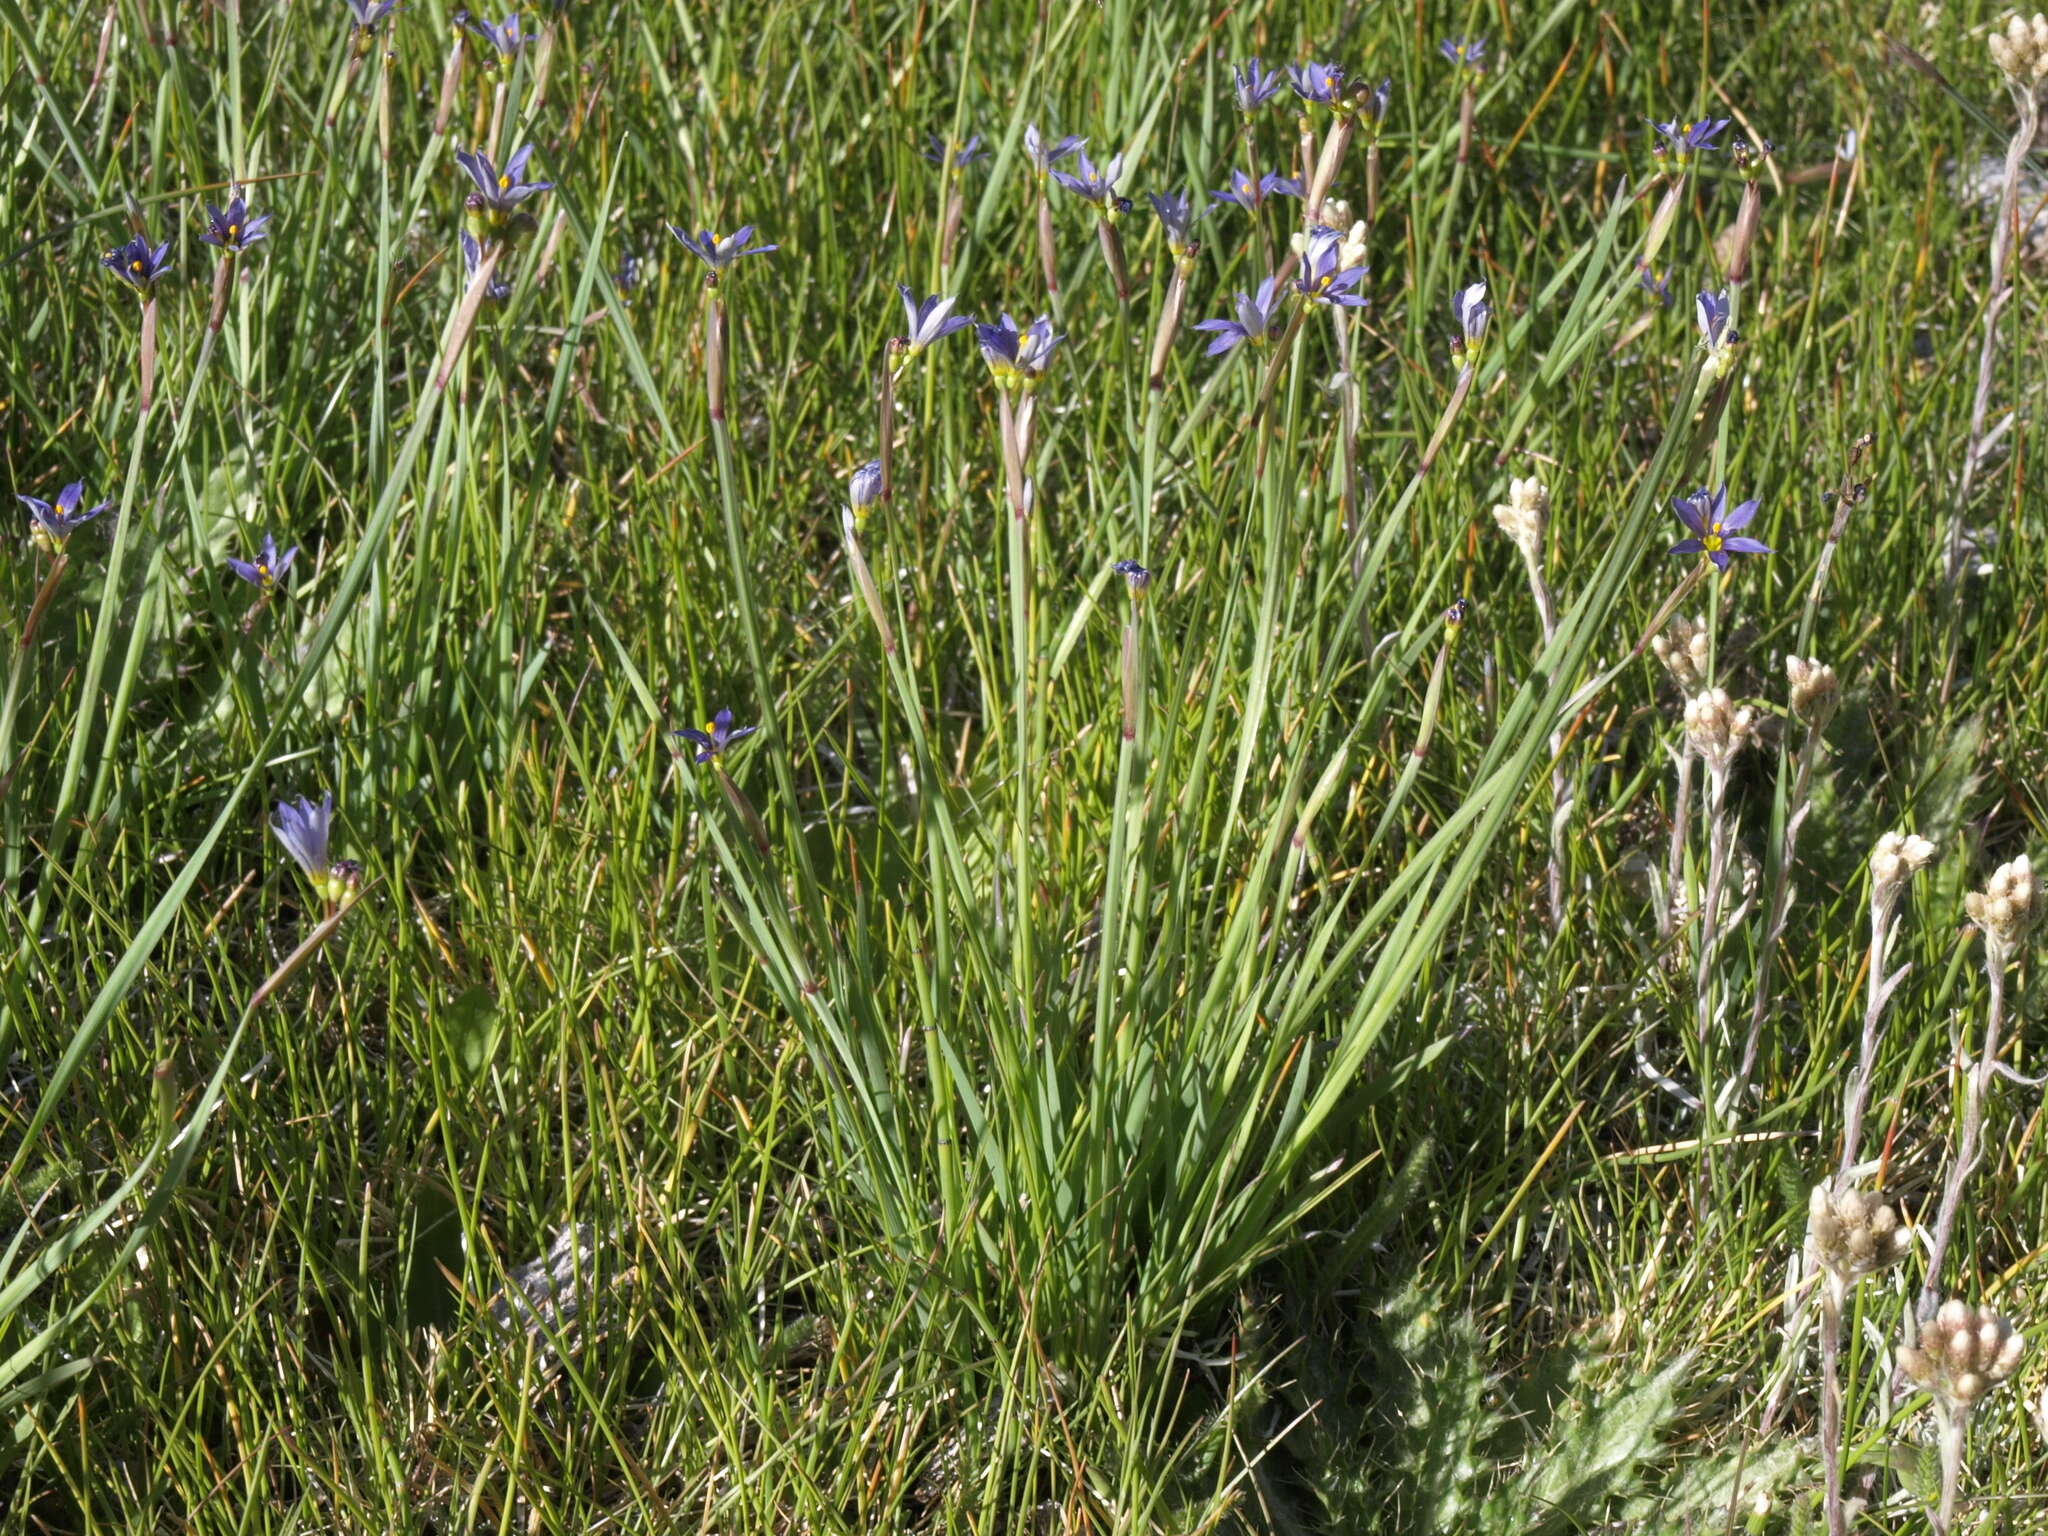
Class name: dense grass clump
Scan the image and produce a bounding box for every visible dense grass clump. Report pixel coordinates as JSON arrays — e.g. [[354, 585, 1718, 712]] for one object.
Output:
[[3, 0, 2047, 1530]]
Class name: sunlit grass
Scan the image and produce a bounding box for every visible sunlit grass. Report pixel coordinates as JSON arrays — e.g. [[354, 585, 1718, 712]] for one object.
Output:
[[2, 0, 2046, 1530]]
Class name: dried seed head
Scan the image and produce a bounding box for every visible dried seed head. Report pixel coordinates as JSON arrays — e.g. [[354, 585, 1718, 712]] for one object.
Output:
[[1900, 1300, 2025, 1417], [1784, 655, 1839, 729], [1651, 613, 1711, 693], [1963, 854, 2036, 968], [1490, 475, 1549, 563], [1807, 1182, 1913, 1285], [1683, 687, 1754, 771]]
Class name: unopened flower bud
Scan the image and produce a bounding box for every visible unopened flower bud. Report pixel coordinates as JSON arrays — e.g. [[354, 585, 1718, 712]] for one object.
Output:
[[1871, 830, 1937, 893], [1651, 614, 1711, 693], [849, 458, 883, 524], [1490, 476, 1548, 563], [1807, 1182, 1913, 1285], [1683, 687, 1754, 771], [1900, 1299, 2024, 1419], [1990, 13, 2048, 85], [1785, 655, 1839, 728], [1964, 854, 2035, 966]]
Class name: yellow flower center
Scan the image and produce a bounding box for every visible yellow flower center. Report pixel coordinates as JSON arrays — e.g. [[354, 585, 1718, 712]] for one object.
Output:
[[227, 223, 238, 241], [130, 259, 144, 274], [1702, 527, 1724, 553], [498, 174, 511, 190]]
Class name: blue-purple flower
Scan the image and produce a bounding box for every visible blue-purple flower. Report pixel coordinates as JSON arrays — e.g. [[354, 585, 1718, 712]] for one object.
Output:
[[849, 459, 883, 516], [1440, 36, 1488, 72], [18, 481, 111, 555], [1051, 149, 1126, 214], [1451, 280, 1489, 361], [1292, 228, 1368, 307], [273, 792, 359, 902], [1209, 168, 1303, 212], [1669, 487, 1769, 570], [102, 234, 171, 294], [199, 189, 273, 254], [460, 232, 513, 300], [1233, 58, 1287, 113], [976, 313, 1062, 388], [667, 224, 776, 275], [1363, 77, 1393, 125], [227, 532, 298, 591], [1192, 276, 1285, 354], [1695, 289, 1732, 348], [463, 12, 529, 56], [922, 134, 986, 170], [1111, 558, 1152, 593], [1023, 123, 1084, 177], [1648, 115, 1730, 164], [1288, 60, 1345, 107], [898, 285, 972, 354], [454, 144, 553, 218], [1696, 289, 1736, 382], [614, 250, 643, 295], [1636, 261, 1672, 307], [1148, 191, 1201, 258], [676, 708, 758, 763], [345, 0, 401, 43]]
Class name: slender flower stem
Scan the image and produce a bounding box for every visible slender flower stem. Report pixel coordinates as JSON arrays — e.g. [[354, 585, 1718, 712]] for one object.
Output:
[[1921, 962, 2006, 1318], [1944, 86, 2039, 591], [1416, 365, 1476, 478], [940, 180, 965, 272], [878, 341, 900, 502], [18, 554, 70, 653], [1819, 1273, 1848, 1536], [1660, 748, 1693, 944], [1729, 721, 1824, 1109], [1936, 1400, 1965, 1536], [1036, 191, 1058, 297], [1694, 757, 1735, 1062], [1839, 886, 1911, 1183], [138, 297, 158, 416], [1511, 539, 1567, 927], [1001, 388, 1036, 1030]]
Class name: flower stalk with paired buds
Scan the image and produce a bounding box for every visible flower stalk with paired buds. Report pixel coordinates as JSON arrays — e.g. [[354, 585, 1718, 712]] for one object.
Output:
[[1922, 854, 2036, 1323], [1946, 14, 2048, 586], [1808, 1183, 1914, 1536], [1683, 687, 1754, 1084], [1838, 830, 1937, 1180], [1728, 657, 1838, 1109], [1492, 475, 1568, 925]]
